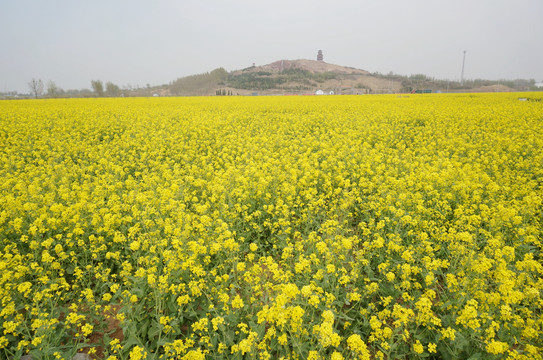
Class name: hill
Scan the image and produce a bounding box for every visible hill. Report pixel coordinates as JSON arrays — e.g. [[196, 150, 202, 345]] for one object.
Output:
[[224, 59, 385, 95], [165, 59, 523, 96], [233, 59, 369, 75], [168, 59, 405, 96]]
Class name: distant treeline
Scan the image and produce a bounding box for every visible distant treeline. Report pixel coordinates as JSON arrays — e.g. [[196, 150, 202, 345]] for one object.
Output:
[[170, 68, 228, 95], [5, 66, 540, 100], [3, 78, 162, 99], [372, 72, 540, 92]]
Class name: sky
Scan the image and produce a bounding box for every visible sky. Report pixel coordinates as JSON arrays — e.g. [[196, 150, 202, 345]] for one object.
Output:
[[1, 0, 542, 93]]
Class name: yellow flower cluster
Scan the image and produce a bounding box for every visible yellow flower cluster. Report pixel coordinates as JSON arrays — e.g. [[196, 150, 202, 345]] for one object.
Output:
[[0, 93, 542, 359]]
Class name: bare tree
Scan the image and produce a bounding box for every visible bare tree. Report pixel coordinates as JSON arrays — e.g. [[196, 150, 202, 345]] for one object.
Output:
[[46, 80, 62, 98], [91, 80, 104, 97], [105, 82, 121, 97], [28, 78, 44, 98]]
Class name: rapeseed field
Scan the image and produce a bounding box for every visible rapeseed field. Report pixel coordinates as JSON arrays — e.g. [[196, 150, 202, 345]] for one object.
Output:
[[0, 93, 542, 359]]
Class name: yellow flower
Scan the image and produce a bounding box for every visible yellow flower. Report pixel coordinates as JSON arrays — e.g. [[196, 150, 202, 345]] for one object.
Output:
[[385, 272, 395, 282], [313, 310, 341, 348], [413, 340, 424, 354], [232, 294, 244, 309], [130, 346, 148, 360], [3, 321, 17, 335], [191, 318, 209, 332], [182, 349, 205, 360], [347, 334, 370, 360], [129, 240, 140, 251], [486, 340, 509, 355], [81, 323, 93, 337], [456, 300, 480, 330], [212, 316, 224, 331]]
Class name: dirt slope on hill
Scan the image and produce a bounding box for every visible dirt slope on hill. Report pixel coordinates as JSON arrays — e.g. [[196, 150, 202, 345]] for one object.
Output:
[[472, 84, 514, 92], [233, 59, 370, 75]]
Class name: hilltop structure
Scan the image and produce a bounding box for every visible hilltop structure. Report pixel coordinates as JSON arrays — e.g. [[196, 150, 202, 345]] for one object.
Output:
[[317, 50, 323, 61]]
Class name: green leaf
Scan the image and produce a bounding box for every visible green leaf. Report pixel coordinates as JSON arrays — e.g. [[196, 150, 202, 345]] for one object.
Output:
[[148, 321, 162, 341]]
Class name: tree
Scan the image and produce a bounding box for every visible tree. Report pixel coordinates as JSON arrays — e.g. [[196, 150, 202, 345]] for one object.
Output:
[[91, 80, 104, 97], [170, 68, 228, 95], [28, 78, 44, 98], [105, 82, 121, 97], [46, 80, 62, 98]]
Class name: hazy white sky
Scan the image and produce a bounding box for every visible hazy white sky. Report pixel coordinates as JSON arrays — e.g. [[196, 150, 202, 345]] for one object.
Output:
[[1, 0, 542, 93]]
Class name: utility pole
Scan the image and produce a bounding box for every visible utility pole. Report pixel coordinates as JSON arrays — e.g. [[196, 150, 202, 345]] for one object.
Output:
[[461, 50, 467, 86]]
